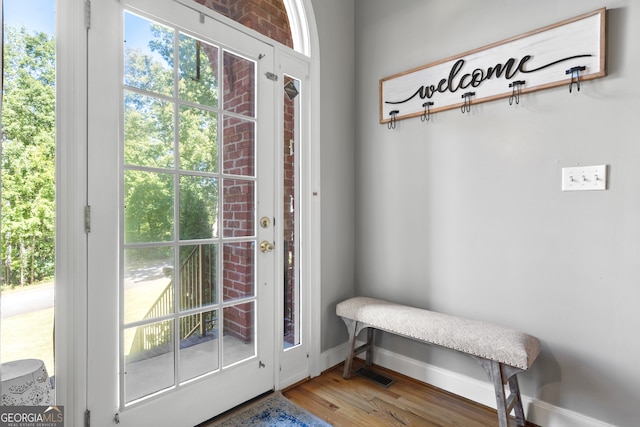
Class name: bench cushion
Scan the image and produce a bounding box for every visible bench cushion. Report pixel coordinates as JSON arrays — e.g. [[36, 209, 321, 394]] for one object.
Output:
[[337, 297, 540, 370]]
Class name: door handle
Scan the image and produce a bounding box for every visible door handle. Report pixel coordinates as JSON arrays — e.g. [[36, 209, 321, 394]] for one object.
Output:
[[260, 241, 275, 253]]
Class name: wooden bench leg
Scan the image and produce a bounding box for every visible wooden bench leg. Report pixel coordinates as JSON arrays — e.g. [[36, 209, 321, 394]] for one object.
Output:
[[475, 358, 527, 427], [508, 375, 526, 426], [340, 318, 375, 379], [342, 318, 358, 378], [488, 360, 511, 427], [364, 327, 374, 366]]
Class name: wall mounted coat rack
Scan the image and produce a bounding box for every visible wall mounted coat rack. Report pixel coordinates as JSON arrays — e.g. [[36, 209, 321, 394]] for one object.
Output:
[[380, 8, 606, 125]]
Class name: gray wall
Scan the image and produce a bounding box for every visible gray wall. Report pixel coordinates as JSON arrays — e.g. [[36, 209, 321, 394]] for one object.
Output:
[[311, 0, 357, 351], [351, 1, 639, 426]]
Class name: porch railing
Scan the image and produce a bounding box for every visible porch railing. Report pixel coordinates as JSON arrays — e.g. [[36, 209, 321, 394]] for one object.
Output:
[[129, 245, 216, 358]]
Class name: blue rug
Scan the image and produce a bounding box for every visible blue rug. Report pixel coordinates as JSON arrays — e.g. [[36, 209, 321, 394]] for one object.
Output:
[[212, 392, 331, 426]]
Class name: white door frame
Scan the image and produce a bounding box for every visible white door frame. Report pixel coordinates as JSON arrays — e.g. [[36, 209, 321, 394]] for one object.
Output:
[[54, 0, 321, 424], [86, 1, 277, 424], [55, 0, 89, 425]]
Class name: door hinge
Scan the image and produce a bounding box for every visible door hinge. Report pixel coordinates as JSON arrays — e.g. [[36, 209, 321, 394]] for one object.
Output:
[[84, 0, 91, 29], [84, 410, 90, 427], [84, 205, 91, 233], [265, 72, 278, 82]]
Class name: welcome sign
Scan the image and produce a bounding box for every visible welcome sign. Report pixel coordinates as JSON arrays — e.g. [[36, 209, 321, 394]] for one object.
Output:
[[380, 8, 606, 123]]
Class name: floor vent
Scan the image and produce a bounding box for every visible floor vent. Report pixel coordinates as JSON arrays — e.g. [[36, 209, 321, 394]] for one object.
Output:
[[353, 367, 396, 388]]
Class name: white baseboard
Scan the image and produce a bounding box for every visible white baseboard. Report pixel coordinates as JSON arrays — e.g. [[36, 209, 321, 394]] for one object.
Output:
[[320, 342, 615, 427], [320, 341, 350, 373]]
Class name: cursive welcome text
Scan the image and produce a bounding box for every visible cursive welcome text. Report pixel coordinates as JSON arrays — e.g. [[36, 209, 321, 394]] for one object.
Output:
[[385, 54, 592, 105]]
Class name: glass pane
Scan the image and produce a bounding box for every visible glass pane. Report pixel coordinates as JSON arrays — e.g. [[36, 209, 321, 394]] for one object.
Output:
[[179, 105, 218, 173], [223, 242, 255, 302], [125, 170, 175, 244], [124, 320, 175, 402], [178, 33, 218, 107], [178, 244, 217, 310], [124, 247, 174, 324], [124, 91, 175, 169], [179, 175, 218, 240], [222, 179, 254, 237], [179, 309, 219, 382], [223, 302, 255, 367], [124, 12, 174, 96], [223, 50, 255, 117], [222, 115, 255, 176], [283, 76, 300, 349], [1, 1, 57, 395]]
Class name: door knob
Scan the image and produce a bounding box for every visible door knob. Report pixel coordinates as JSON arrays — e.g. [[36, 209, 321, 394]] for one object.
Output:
[[260, 240, 275, 253]]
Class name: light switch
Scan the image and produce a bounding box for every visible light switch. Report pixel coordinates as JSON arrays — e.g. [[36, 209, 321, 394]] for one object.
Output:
[[561, 165, 607, 191]]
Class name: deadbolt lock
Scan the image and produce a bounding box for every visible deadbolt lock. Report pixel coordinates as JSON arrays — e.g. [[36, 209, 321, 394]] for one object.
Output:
[[260, 216, 271, 228], [260, 240, 275, 253]]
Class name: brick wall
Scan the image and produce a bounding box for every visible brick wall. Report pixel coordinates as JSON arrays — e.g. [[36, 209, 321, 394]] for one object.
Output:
[[193, 0, 295, 344], [196, 0, 293, 48]]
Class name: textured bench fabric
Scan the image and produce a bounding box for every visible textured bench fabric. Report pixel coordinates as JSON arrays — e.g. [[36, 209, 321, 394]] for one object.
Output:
[[336, 296, 540, 370]]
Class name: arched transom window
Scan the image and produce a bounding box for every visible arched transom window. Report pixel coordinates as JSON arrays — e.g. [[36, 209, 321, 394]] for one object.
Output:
[[193, 0, 304, 52]]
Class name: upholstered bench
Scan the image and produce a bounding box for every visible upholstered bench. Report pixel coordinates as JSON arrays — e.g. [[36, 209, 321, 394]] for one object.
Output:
[[336, 296, 540, 427]]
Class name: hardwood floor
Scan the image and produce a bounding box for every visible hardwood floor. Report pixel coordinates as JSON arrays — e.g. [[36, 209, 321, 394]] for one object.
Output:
[[283, 360, 539, 427]]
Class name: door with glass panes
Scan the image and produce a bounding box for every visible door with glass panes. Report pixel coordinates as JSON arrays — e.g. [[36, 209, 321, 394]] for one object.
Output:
[[86, 1, 276, 425]]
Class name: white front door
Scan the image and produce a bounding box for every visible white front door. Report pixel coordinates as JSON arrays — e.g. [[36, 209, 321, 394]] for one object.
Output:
[[86, 0, 276, 425]]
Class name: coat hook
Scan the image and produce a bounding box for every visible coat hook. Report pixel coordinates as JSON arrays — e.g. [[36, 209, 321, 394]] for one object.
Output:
[[388, 110, 399, 129], [566, 66, 586, 93], [508, 80, 525, 105], [421, 102, 434, 122], [461, 92, 475, 113]]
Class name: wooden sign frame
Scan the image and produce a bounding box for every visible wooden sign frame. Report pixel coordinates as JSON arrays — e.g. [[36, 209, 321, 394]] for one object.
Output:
[[380, 8, 606, 124]]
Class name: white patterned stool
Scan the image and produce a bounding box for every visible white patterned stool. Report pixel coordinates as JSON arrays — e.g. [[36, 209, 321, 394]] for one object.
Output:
[[1, 359, 54, 406]]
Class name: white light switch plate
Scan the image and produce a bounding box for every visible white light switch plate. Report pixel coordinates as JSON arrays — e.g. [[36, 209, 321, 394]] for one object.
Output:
[[562, 165, 607, 191]]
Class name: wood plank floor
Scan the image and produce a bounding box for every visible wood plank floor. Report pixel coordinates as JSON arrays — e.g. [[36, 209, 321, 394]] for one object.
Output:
[[283, 360, 539, 427]]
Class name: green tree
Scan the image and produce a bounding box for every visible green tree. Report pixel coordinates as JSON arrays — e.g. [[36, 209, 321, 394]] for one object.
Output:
[[0, 22, 221, 286], [1, 27, 56, 287], [123, 24, 219, 245]]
